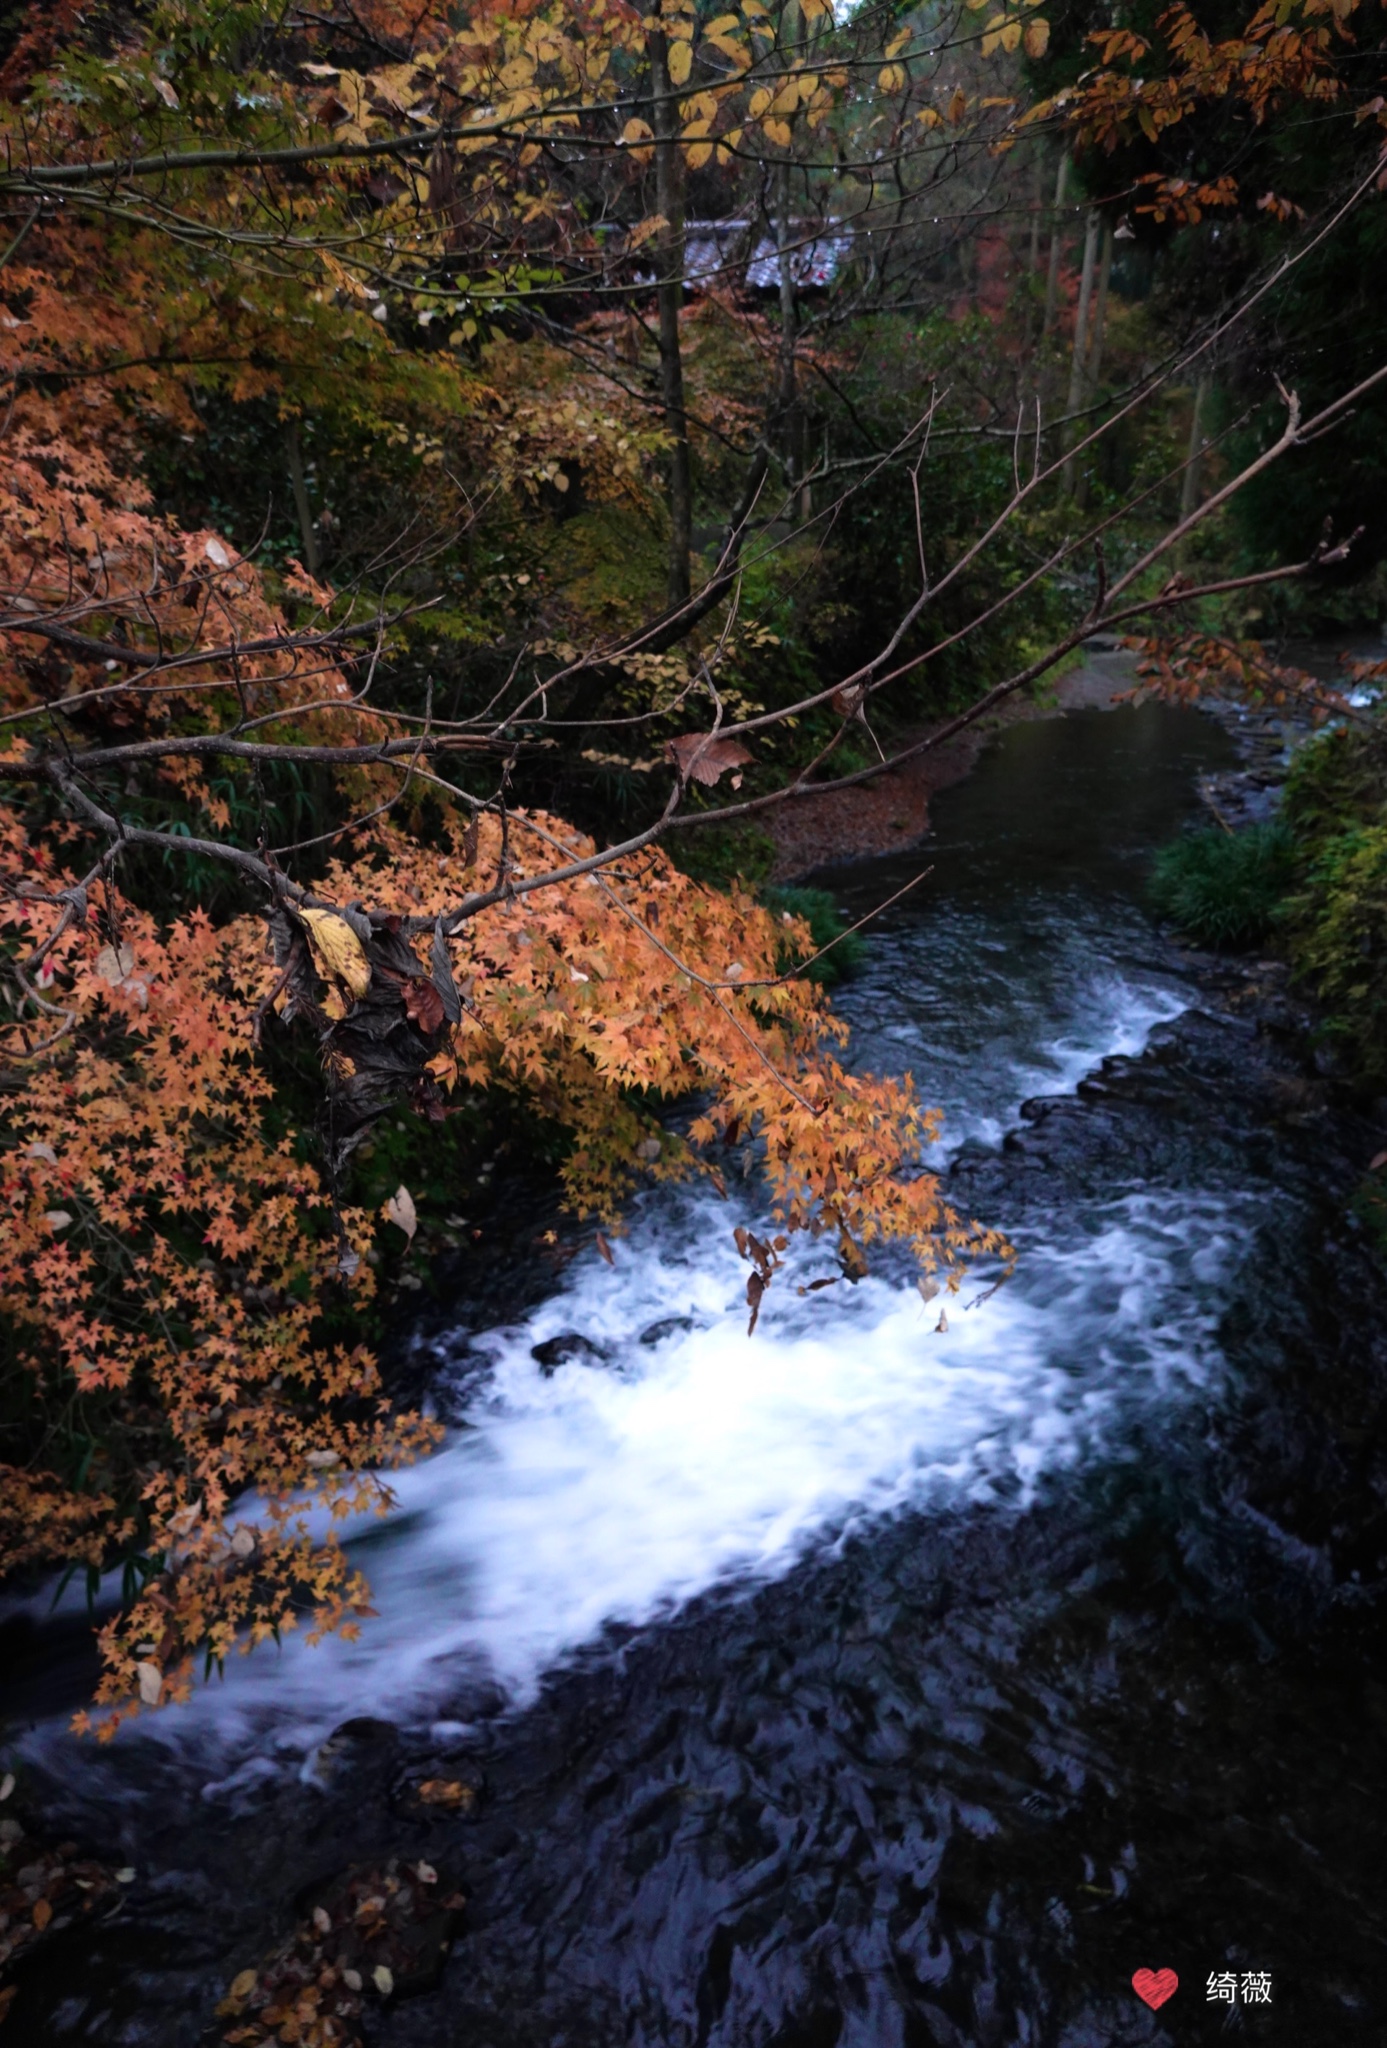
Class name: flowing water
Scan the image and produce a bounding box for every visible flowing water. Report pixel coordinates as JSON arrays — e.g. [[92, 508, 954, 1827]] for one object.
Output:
[[5, 705, 1387, 2047]]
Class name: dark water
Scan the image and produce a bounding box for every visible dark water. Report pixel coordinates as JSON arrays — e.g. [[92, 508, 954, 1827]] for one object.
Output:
[[4, 707, 1386, 2047]]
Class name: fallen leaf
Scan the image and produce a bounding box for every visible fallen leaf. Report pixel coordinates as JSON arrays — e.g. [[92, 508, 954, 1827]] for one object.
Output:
[[1371, 1149, 1387, 1172], [373, 1965, 394, 1996], [31, 1898, 52, 1932], [115, 1867, 136, 1884], [417, 1778, 475, 1809], [415, 1860, 438, 1883], [746, 1269, 765, 1335], [229, 1524, 256, 1558], [917, 1277, 939, 1305], [384, 1185, 417, 1242], [934, 1309, 949, 1333], [301, 908, 372, 999], [341, 1968, 363, 1991], [0, 1773, 13, 1802], [666, 733, 754, 786], [312, 1906, 332, 1935], [229, 1970, 257, 2001], [203, 536, 233, 568], [594, 1231, 615, 1266], [152, 76, 180, 108]]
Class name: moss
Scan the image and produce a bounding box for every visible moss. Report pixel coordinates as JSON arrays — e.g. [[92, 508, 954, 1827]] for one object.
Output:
[[1149, 821, 1295, 950]]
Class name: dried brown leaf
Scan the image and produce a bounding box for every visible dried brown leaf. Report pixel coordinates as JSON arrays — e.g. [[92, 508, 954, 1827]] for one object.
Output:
[[666, 733, 754, 787]]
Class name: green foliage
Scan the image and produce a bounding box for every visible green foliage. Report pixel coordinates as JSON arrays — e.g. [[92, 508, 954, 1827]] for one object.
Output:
[[667, 823, 777, 889], [1279, 719, 1387, 1085], [1148, 820, 1294, 949], [1283, 823, 1387, 1085], [763, 886, 866, 986]]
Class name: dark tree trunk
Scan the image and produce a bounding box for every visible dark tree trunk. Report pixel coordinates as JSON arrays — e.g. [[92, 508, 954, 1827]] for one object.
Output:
[[649, 30, 692, 609]]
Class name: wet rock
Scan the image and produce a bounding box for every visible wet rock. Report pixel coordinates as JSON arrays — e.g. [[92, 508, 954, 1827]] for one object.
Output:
[[530, 1332, 610, 1375], [638, 1315, 699, 1346]]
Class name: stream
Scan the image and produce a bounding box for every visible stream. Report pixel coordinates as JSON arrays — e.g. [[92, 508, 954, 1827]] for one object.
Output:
[[4, 703, 1387, 2046]]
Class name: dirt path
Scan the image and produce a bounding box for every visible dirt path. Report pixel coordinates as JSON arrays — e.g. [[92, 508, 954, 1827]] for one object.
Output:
[[768, 648, 1137, 881]]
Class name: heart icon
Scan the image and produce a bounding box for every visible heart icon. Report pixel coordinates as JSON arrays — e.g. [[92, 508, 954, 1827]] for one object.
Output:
[[1132, 1968, 1179, 2011]]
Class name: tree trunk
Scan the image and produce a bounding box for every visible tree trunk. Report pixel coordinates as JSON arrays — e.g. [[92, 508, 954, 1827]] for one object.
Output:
[[1086, 218, 1115, 376], [649, 28, 692, 608], [1181, 374, 1211, 522], [776, 157, 803, 511], [283, 416, 319, 577], [1041, 154, 1070, 342], [1023, 144, 1046, 351], [1061, 208, 1101, 494], [1074, 219, 1114, 508]]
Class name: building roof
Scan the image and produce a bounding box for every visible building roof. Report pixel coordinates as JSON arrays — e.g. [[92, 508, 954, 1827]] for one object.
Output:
[[681, 218, 851, 292]]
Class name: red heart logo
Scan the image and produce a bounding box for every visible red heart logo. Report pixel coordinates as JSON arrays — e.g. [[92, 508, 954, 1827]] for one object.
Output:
[[1132, 1968, 1179, 2011]]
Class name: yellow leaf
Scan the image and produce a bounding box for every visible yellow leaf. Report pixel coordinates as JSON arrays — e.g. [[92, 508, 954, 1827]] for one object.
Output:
[[748, 85, 772, 118], [622, 116, 655, 145], [1024, 17, 1049, 55], [626, 213, 669, 248], [688, 139, 714, 166], [917, 106, 943, 127], [763, 115, 792, 146], [946, 86, 968, 122], [229, 1971, 258, 2001], [885, 28, 912, 56], [878, 62, 906, 90], [301, 908, 372, 999], [668, 38, 693, 84], [1001, 20, 1023, 50], [704, 11, 740, 30]]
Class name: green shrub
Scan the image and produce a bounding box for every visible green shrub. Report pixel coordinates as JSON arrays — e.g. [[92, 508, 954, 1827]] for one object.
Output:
[[1284, 824, 1387, 1087], [1148, 821, 1295, 950], [763, 885, 867, 986]]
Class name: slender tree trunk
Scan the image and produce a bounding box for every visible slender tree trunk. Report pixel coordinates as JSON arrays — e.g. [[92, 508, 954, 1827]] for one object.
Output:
[[283, 416, 319, 577], [649, 28, 692, 608], [1023, 144, 1046, 352], [1041, 154, 1070, 342], [1086, 221, 1114, 383], [1074, 219, 1114, 508], [776, 157, 802, 510], [1061, 208, 1101, 493], [1181, 374, 1211, 521]]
